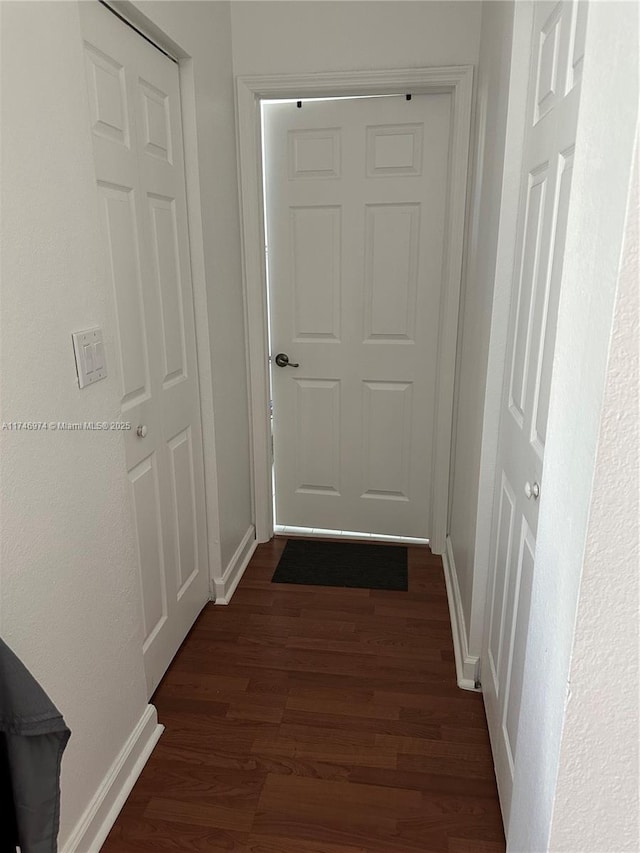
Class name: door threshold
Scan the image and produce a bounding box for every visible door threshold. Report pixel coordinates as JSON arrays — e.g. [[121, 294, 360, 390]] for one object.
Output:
[[274, 524, 429, 547]]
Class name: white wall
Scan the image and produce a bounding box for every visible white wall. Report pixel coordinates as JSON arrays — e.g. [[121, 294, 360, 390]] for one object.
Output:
[[0, 0, 246, 843], [508, 3, 639, 850], [548, 132, 639, 853], [447, 0, 515, 670], [231, 1, 481, 76], [0, 1, 150, 842]]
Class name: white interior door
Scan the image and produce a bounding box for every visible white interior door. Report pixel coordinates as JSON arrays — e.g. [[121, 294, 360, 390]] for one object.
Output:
[[80, 1, 209, 697], [264, 94, 452, 539], [482, 0, 587, 823]]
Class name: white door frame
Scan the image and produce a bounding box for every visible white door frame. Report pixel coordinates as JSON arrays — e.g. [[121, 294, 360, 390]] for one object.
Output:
[[236, 67, 474, 554], [105, 0, 223, 589]]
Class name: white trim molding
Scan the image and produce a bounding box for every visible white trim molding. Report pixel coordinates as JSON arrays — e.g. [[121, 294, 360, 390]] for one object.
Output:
[[214, 525, 258, 604], [442, 535, 481, 691], [63, 705, 163, 853], [235, 67, 474, 551]]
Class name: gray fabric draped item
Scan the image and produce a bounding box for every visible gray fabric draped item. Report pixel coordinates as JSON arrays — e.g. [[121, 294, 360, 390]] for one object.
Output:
[[0, 639, 70, 853]]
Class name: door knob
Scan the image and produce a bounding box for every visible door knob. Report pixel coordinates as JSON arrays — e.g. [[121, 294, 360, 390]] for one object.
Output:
[[136, 424, 148, 438], [524, 481, 540, 500], [274, 352, 299, 368]]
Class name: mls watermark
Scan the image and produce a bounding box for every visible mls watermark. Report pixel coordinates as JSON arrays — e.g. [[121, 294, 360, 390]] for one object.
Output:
[[2, 421, 132, 432]]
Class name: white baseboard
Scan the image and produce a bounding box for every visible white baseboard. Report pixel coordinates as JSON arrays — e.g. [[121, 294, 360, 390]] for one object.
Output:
[[213, 524, 257, 604], [442, 535, 481, 691], [63, 704, 163, 853]]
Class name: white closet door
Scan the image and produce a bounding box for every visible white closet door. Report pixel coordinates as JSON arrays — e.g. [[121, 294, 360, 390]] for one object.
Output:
[[81, 1, 209, 696], [482, 0, 588, 823]]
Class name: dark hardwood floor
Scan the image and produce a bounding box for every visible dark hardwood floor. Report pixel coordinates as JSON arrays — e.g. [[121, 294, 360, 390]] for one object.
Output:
[[103, 538, 505, 852]]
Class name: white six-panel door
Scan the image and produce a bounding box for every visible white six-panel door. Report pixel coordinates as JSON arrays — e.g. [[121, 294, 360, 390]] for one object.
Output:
[[80, 2, 209, 697], [264, 94, 452, 538], [482, 0, 587, 824]]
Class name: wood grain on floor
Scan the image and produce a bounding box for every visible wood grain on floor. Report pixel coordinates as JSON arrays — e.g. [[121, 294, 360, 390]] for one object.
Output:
[[102, 538, 505, 852]]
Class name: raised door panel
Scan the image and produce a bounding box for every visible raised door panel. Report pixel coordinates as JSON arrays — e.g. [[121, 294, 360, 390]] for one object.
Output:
[[503, 521, 536, 772], [366, 123, 424, 177], [97, 183, 150, 409], [294, 379, 341, 496], [168, 428, 198, 597], [364, 204, 420, 343], [361, 381, 413, 502], [290, 206, 342, 342], [129, 454, 167, 648], [84, 42, 129, 147], [534, 3, 564, 123], [288, 128, 341, 179], [567, 2, 588, 92], [147, 194, 187, 387], [530, 149, 575, 458], [139, 77, 173, 164], [487, 474, 517, 696], [508, 167, 549, 428]]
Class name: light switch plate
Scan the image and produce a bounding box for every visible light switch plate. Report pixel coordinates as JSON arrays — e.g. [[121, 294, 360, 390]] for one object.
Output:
[[72, 328, 107, 388]]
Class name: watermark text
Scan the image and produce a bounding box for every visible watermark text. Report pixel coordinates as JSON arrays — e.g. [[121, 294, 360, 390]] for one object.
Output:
[[2, 421, 132, 432]]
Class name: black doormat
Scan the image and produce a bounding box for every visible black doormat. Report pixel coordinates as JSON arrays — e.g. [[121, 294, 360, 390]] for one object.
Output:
[[271, 538, 408, 591]]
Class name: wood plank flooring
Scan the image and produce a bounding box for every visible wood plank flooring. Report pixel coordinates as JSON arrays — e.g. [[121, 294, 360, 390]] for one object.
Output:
[[102, 538, 505, 852]]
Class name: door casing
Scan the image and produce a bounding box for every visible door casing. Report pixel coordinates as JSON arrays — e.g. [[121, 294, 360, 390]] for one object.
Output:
[[236, 67, 474, 553]]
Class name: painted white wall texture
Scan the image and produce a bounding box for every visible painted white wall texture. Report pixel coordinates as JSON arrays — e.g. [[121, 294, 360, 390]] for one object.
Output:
[[0, 2, 150, 843], [548, 135, 639, 853], [230, 1, 482, 76], [448, 0, 514, 665], [508, 3, 639, 850]]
